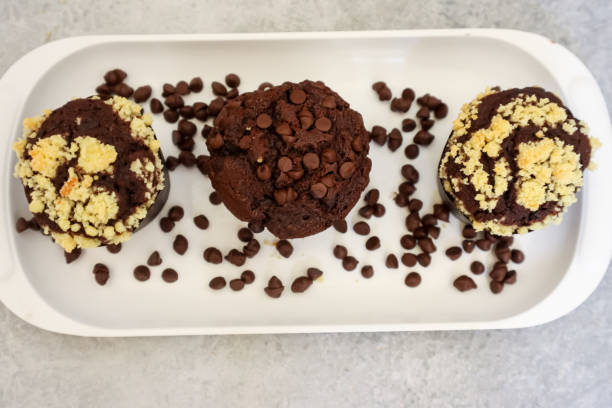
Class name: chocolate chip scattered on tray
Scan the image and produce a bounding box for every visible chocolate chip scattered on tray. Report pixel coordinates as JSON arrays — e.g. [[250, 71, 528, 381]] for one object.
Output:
[[307, 268, 323, 280], [462, 239, 476, 253], [93, 263, 109, 285], [248, 220, 265, 234], [402, 118, 417, 132], [495, 246, 511, 263], [365, 236, 381, 250], [404, 272, 421, 287], [264, 276, 284, 298], [133, 85, 152, 103], [147, 251, 163, 267], [173, 235, 188, 255], [162, 268, 178, 283], [168, 205, 184, 222], [490, 264, 507, 282], [15, 217, 29, 233], [445, 246, 462, 260], [229, 278, 245, 291], [209, 192, 222, 205], [209, 276, 226, 290], [361, 265, 374, 279], [454, 275, 477, 292], [189, 77, 203, 92], [401, 253, 417, 267], [416, 253, 431, 267], [160, 217, 175, 233], [342, 256, 358, 271], [225, 249, 246, 266], [385, 254, 399, 269], [372, 81, 392, 101], [511, 249, 525, 264], [291, 276, 313, 293], [470, 261, 485, 275], [243, 239, 261, 258], [371, 125, 387, 146], [107, 243, 122, 254], [237, 228, 254, 242], [353, 221, 370, 236], [64, 248, 81, 264], [404, 144, 419, 159], [504, 270, 517, 284], [133, 265, 151, 282], [225, 73, 241, 88], [276, 240, 293, 258], [241, 270, 256, 284], [203, 247, 223, 264], [193, 215, 209, 230], [333, 245, 348, 259], [476, 239, 492, 251], [490, 281, 503, 294]]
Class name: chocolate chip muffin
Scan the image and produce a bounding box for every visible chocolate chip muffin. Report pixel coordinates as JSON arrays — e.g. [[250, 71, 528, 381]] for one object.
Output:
[[13, 96, 168, 252], [206, 80, 371, 238], [439, 87, 599, 235]]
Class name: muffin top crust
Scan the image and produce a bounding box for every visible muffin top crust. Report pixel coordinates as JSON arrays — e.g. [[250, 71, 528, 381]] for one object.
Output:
[[13, 96, 164, 252], [439, 87, 599, 235]]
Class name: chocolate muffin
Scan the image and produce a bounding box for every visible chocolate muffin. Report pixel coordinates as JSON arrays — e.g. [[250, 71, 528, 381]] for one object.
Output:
[[206, 80, 371, 238], [13, 96, 168, 252], [439, 87, 599, 235]]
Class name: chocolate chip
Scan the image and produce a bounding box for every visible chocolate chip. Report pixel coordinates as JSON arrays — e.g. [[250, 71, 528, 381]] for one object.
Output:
[[371, 126, 387, 145], [417, 253, 431, 267], [401, 253, 417, 267], [163, 109, 179, 123], [299, 109, 314, 129], [93, 263, 109, 285], [434, 103, 448, 119], [177, 119, 197, 137], [225, 278, 244, 291], [414, 227, 427, 239], [402, 118, 417, 132], [504, 270, 517, 284], [209, 276, 226, 290], [339, 161, 356, 179], [462, 225, 477, 239], [290, 276, 312, 293], [149, 98, 163, 114], [373, 203, 386, 217], [162, 83, 176, 97], [420, 119, 434, 131], [364, 189, 379, 206], [173, 235, 188, 255], [476, 239, 492, 251], [418, 94, 442, 109], [454, 275, 477, 292], [511, 249, 524, 264], [401, 164, 419, 183], [407, 199, 422, 213], [248, 220, 265, 233], [445, 246, 462, 260], [147, 251, 163, 266], [385, 254, 399, 269], [159, 217, 175, 232], [333, 245, 348, 259], [342, 256, 358, 271], [427, 226, 440, 239], [165, 156, 179, 171], [399, 181, 416, 196], [256, 113, 272, 129], [495, 246, 511, 263], [414, 130, 434, 146], [114, 83, 133, 98], [372, 81, 392, 101], [353, 221, 370, 235], [307, 268, 323, 280], [264, 276, 284, 298], [390, 98, 411, 113], [222, 73, 239, 88], [401, 88, 415, 101], [303, 152, 320, 170], [211, 81, 228, 96], [104, 69, 125, 85], [204, 247, 223, 264], [224, 249, 245, 266], [194, 103, 208, 121], [162, 268, 178, 283], [209, 192, 222, 205], [175, 80, 190, 95], [243, 239, 261, 258], [387, 128, 402, 151], [168, 205, 184, 222], [179, 105, 195, 119], [237, 228, 254, 243], [400, 234, 416, 250], [193, 215, 209, 230], [458, 241, 474, 255], [310, 183, 328, 199], [333, 219, 347, 233], [470, 261, 485, 275], [276, 240, 293, 258], [404, 272, 421, 287], [95, 83, 111, 96], [490, 280, 504, 294], [405, 213, 421, 232], [315, 117, 332, 132], [241, 270, 256, 284], [187, 76, 203, 92], [421, 214, 437, 227], [360, 265, 374, 279], [133, 85, 152, 103], [165, 94, 184, 109], [208, 97, 225, 116], [64, 248, 81, 264], [365, 236, 380, 250], [490, 265, 508, 282], [485, 231, 499, 243], [133, 265, 151, 282], [499, 236, 514, 247], [395, 194, 408, 208], [103, 243, 120, 254], [416, 106, 430, 120], [16, 217, 30, 232], [433, 203, 450, 222], [274, 189, 288, 205]]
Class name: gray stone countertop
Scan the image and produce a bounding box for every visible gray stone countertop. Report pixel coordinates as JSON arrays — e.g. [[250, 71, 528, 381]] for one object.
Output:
[[0, 1, 611, 407]]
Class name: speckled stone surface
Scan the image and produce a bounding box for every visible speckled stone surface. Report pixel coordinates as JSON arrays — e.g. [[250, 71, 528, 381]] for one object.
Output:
[[1, 1, 611, 407]]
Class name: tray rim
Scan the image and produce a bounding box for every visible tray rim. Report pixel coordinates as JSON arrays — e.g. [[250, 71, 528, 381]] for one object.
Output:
[[1, 28, 611, 336]]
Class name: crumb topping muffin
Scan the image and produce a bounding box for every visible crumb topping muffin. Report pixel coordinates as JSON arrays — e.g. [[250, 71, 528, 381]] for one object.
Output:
[[439, 87, 600, 235], [13, 96, 165, 252], [206, 80, 371, 239]]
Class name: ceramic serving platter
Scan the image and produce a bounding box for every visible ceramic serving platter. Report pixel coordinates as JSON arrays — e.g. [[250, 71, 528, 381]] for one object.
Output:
[[1, 29, 610, 336]]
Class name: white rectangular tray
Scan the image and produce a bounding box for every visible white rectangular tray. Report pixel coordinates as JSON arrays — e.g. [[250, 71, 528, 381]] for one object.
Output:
[[1, 29, 611, 336]]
